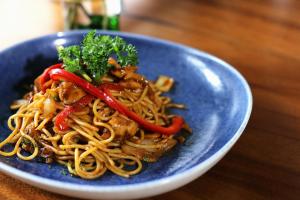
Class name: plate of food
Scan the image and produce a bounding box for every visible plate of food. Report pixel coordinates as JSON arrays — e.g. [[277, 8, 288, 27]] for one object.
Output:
[[0, 30, 252, 199]]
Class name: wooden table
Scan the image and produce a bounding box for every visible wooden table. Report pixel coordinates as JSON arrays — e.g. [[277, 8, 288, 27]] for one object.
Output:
[[0, 0, 299, 199]]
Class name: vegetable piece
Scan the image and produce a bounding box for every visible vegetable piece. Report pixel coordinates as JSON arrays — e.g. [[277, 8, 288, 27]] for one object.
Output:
[[55, 95, 94, 131], [57, 30, 138, 83], [39, 63, 63, 92], [155, 75, 174, 92], [58, 82, 86, 104], [43, 97, 56, 118], [55, 106, 73, 131], [49, 68, 184, 135], [57, 45, 81, 73]]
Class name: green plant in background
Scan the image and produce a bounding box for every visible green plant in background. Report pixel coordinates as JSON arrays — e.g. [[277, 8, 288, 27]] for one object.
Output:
[[64, 0, 121, 30]]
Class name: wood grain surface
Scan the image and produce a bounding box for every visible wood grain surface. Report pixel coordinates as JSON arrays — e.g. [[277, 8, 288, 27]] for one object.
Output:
[[0, 0, 299, 199]]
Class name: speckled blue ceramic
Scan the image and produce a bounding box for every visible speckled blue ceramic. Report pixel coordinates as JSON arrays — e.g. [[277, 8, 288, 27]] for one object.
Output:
[[0, 30, 252, 199]]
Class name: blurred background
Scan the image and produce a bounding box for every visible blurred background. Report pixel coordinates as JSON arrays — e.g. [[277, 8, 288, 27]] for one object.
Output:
[[1, 0, 299, 88], [0, 0, 121, 49]]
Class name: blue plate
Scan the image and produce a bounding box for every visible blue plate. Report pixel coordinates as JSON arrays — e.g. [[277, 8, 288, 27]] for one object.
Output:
[[0, 30, 252, 199]]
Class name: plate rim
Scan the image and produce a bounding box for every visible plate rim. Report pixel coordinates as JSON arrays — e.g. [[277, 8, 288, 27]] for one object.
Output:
[[0, 30, 253, 199]]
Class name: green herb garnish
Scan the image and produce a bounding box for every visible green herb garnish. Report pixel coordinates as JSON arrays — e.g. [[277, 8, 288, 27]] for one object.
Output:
[[57, 30, 138, 83]]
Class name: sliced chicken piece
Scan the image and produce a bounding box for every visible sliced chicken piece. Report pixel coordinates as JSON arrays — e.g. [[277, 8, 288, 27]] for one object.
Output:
[[110, 68, 126, 78], [119, 80, 142, 90], [124, 72, 144, 81], [58, 82, 86, 105], [110, 66, 138, 79], [121, 138, 177, 162], [121, 144, 160, 162], [108, 115, 139, 139]]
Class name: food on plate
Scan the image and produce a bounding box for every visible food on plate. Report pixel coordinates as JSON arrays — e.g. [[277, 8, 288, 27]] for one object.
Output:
[[0, 31, 191, 179]]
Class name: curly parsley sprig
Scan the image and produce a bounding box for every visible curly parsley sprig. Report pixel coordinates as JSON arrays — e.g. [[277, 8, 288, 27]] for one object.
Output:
[[57, 30, 138, 83]]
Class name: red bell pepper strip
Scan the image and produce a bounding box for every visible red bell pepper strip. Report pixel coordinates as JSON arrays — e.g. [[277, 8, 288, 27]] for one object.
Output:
[[98, 83, 124, 91], [55, 106, 74, 131], [49, 68, 184, 135], [55, 95, 94, 131], [102, 87, 184, 135], [39, 63, 63, 92]]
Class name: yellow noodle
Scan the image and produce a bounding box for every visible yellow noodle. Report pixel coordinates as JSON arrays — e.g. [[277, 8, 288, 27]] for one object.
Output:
[[92, 119, 115, 144], [41, 134, 61, 148], [62, 131, 78, 145], [67, 161, 77, 175], [125, 140, 163, 149], [0, 135, 22, 156], [17, 134, 39, 160], [35, 118, 50, 130], [71, 116, 98, 132], [34, 110, 40, 127], [41, 142, 68, 156], [0, 70, 187, 180]]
